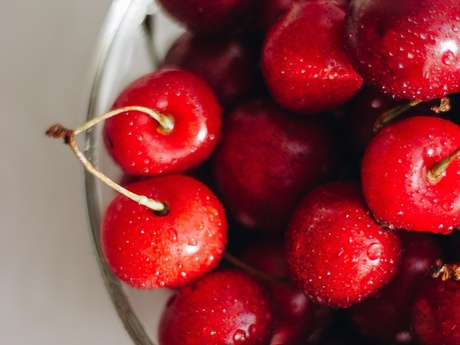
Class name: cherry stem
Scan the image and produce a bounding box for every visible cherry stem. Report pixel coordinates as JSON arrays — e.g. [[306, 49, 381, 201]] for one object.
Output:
[[431, 259, 460, 283], [373, 99, 422, 132], [223, 251, 291, 284], [45, 105, 174, 212], [431, 96, 451, 114], [427, 146, 460, 182]]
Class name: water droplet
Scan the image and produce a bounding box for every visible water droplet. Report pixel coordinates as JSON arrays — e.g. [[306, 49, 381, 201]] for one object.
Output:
[[188, 238, 198, 246], [233, 329, 247, 343], [442, 50, 455, 65], [367, 243, 382, 261]]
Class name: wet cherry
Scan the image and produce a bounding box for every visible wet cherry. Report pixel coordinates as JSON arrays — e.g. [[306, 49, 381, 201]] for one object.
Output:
[[101, 174, 227, 289], [158, 268, 275, 345], [361, 116, 460, 234], [211, 97, 340, 233], [260, 0, 363, 115], [285, 180, 402, 308], [103, 68, 222, 177], [345, 0, 460, 101]]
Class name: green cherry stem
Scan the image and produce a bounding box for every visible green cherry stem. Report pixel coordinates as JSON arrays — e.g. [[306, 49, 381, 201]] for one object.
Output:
[[427, 146, 460, 182], [373, 99, 422, 132], [45, 105, 175, 212]]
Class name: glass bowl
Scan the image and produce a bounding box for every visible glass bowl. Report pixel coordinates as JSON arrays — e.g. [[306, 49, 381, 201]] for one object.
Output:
[[83, 0, 185, 343]]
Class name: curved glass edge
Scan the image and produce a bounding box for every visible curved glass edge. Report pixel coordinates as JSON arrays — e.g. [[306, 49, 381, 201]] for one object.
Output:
[[83, 0, 157, 344]]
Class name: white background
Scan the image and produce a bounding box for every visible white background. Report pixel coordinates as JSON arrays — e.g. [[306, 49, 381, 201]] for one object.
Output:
[[1, 0, 135, 344]]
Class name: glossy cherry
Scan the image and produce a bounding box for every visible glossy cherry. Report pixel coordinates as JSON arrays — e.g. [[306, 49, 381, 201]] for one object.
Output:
[[158, 268, 275, 345], [103, 68, 222, 176], [285, 180, 402, 308], [211, 97, 340, 233], [361, 116, 460, 234], [260, 0, 363, 115], [101, 174, 227, 289], [345, 0, 460, 101]]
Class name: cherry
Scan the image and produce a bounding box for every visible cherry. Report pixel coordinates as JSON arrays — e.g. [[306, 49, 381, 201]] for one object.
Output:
[[238, 235, 334, 345], [260, 0, 363, 115], [158, 268, 275, 345], [348, 231, 444, 343], [211, 97, 340, 233], [103, 68, 222, 177], [101, 174, 227, 289], [410, 274, 460, 345], [345, 0, 460, 101], [162, 31, 264, 109], [361, 116, 460, 234], [157, 0, 258, 35], [285, 180, 402, 308]]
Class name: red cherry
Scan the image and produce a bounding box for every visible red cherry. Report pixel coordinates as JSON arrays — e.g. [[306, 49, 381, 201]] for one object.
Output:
[[410, 275, 460, 345], [361, 116, 460, 234], [345, 0, 460, 101], [239, 235, 334, 345], [158, 268, 275, 345], [101, 174, 227, 289], [348, 231, 444, 343], [260, 0, 363, 115], [211, 97, 340, 233], [103, 68, 222, 176], [157, 0, 258, 35], [285, 181, 402, 308], [162, 31, 264, 109]]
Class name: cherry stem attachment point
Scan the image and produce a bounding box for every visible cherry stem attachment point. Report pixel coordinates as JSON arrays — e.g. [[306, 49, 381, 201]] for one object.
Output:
[[45, 106, 174, 212], [223, 251, 290, 284], [373, 99, 422, 132], [431, 259, 460, 283], [427, 146, 460, 182]]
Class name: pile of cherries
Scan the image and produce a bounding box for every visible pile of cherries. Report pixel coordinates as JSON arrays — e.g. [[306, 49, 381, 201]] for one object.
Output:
[[48, 0, 460, 344]]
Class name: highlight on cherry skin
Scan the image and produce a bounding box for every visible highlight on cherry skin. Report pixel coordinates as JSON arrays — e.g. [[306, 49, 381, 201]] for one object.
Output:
[[45, 0, 460, 344]]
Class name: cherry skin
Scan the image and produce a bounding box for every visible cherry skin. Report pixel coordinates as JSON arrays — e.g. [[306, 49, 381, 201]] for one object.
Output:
[[361, 116, 460, 234], [211, 97, 340, 233], [103, 68, 222, 177], [162, 32, 264, 109], [101, 174, 227, 289], [157, 0, 258, 35], [260, 0, 363, 115], [238, 235, 334, 345], [410, 274, 460, 345], [285, 180, 402, 308], [158, 268, 275, 345], [348, 231, 444, 343], [345, 0, 460, 101]]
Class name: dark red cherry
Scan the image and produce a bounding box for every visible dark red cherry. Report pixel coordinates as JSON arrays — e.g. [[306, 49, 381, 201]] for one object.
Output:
[[158, 268, 275, 345], [348, 231, 444, 343], [157, 0, 258, 35], [101, 174, 227, 289], [239, 235, 334, 345], [162, 32, 264, 109], [211, 97, 340, 233], [103, 68, 222, 176], [261, 0, 363, 115], [285, 181, 402, 308], [345, 0, 460, 100], [410, 275, 460, 345]]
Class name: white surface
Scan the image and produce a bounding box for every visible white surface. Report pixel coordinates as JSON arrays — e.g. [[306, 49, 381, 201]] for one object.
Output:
[[0, 1, 133, 344]]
